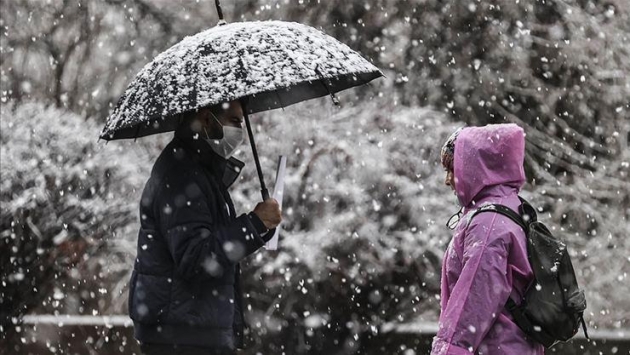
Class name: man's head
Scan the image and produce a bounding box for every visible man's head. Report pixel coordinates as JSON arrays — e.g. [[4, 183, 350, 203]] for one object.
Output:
[[204, 101, 245, 139], [179, 100, 244, 137], [177, 100, 245, 159]]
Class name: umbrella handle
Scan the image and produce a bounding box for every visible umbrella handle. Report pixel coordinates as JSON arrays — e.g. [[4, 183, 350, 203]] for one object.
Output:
[[242, 102, 269, 201], [261, 188, 270, 201]]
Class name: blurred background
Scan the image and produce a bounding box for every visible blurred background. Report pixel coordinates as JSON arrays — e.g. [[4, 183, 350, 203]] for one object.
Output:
[[1, 0, 629, 354]]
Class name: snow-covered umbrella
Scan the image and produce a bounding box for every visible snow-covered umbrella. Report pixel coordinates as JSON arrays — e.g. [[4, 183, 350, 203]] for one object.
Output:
[[99, 1, 382, 199]]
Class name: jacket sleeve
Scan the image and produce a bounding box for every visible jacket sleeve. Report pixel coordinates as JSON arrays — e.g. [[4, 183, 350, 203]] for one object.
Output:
[[154, 170, 267, 281], [431, 217, 513, 355]]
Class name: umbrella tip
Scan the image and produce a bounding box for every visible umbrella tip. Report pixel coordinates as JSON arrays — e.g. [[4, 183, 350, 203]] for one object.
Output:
[[215, 0, 226, 25], [331, 94, 340, 106]]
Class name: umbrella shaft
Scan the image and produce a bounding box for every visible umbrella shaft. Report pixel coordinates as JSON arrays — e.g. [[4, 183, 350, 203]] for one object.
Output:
[[243, 109, 269, 201]]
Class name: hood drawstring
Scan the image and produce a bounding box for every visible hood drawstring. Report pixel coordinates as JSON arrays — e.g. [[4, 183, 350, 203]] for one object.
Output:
[[446, 207, 463, 230]]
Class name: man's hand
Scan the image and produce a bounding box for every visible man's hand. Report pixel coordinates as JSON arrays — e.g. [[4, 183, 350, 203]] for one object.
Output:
[[253, 198, 282, 230]]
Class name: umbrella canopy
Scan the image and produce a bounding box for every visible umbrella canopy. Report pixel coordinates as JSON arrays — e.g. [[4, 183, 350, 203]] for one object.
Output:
[[99, 20, 382, 141]]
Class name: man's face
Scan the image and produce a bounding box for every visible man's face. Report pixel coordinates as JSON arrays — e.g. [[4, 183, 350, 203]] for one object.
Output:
[[202, 100, 244, 138], [216, 101, 244, 129], [444, 169, 455, 192]]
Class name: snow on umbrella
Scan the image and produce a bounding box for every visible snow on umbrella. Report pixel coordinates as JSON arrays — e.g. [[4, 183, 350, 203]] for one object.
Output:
[[100, 7, 382, 199]]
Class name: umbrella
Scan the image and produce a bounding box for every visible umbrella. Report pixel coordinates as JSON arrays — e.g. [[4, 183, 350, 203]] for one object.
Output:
[[100, 1, 383, 200]]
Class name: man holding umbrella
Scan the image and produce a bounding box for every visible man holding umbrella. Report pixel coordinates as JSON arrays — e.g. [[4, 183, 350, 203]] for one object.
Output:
[[129, 100, 281, 355], [100, 6, 382, 353]]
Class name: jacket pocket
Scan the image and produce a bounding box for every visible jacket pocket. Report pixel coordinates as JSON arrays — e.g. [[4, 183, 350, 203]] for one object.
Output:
[[129, 271, 171, 324]]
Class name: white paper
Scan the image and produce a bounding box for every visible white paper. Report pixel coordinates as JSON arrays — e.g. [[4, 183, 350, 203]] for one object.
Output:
[[265, 155, 286, 250]]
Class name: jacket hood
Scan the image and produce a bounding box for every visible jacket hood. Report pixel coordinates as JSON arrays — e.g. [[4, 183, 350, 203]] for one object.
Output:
[[453, 124, 526, 207]]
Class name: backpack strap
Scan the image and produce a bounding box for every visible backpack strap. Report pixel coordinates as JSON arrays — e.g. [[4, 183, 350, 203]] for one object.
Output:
[[470, 203, 528, 232], [580, 315, 590, 340], [470, 202, 536, 338]]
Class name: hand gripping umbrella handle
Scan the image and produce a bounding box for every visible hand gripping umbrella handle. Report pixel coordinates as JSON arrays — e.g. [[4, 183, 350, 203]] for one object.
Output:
[[242, 101, 270, 201]]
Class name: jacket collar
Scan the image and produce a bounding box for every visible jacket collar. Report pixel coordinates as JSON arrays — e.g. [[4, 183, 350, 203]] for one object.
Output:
[[172, 135, 244, 188]]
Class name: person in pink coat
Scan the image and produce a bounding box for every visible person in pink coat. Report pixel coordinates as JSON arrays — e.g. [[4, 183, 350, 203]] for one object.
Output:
[[431, 124, 545, 355]]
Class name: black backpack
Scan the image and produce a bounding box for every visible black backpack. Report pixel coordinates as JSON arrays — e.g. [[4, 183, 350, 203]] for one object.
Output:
[[471, 197, 589, 348]]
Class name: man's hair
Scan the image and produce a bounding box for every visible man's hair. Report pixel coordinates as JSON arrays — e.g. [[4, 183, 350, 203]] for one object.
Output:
[[208, 102, 228, 117]]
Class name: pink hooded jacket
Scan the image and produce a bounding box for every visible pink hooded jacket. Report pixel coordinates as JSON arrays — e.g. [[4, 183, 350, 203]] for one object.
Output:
[[431, 124, 545, 355]]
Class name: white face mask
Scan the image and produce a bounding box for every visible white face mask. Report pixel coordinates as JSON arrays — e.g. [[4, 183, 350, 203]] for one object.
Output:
[[203, 113, 244, 159]]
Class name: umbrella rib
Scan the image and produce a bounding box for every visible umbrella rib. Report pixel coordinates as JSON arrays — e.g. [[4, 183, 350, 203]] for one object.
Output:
[[315, 65, 340, 106], [133, 123, 141, 142], [260, 30, 323, 107], [274, 89, 286, 110]]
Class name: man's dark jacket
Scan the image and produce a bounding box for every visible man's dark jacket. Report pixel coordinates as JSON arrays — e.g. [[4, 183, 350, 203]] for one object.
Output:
[[129, 136, 269, 350]]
